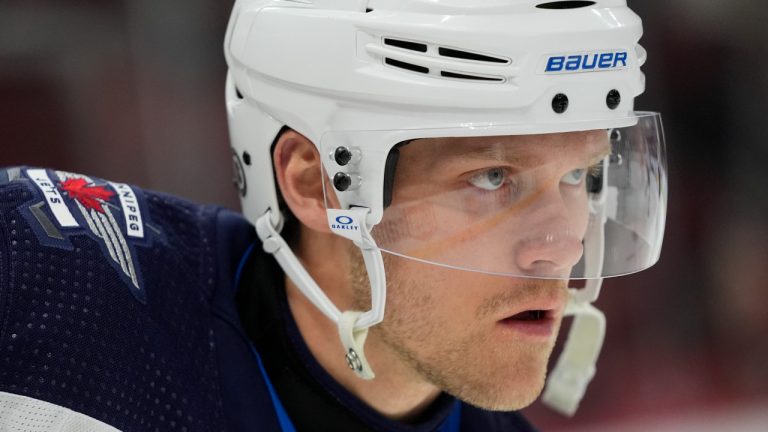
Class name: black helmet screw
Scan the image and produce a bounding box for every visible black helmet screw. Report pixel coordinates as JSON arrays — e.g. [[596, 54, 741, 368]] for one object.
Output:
[[552, 93, 569, 114], [334, 172, 352, 191], [606, 89, 621, 110], [334, 146, 353, 166]]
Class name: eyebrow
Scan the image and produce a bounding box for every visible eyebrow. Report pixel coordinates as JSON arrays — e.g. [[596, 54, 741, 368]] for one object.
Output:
[[587, 146, 612, 165], [437, 142, 526, 165]]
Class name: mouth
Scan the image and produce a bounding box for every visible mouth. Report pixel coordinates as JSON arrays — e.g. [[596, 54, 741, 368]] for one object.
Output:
[[498, 309, 557, 339], [507, 310, 550, 321]]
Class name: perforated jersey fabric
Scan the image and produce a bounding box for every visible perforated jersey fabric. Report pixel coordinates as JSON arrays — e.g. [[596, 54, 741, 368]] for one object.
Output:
[[0, 167, 262, 431]]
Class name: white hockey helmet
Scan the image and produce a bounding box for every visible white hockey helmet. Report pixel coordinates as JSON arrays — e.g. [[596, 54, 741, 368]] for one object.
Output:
[[224, 0, 667, 416]]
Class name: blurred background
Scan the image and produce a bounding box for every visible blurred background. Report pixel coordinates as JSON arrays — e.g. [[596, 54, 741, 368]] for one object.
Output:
[[1, 0, 766, 430]]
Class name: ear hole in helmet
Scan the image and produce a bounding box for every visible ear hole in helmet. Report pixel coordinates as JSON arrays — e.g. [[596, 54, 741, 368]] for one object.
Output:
[[536, 1, 596, 9]]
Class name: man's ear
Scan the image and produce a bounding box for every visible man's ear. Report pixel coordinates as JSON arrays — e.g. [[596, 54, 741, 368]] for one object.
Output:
[[273, 130, 333, 233]]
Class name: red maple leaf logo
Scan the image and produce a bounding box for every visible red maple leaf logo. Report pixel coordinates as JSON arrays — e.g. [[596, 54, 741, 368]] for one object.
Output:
[[59, 178, 115, 213]]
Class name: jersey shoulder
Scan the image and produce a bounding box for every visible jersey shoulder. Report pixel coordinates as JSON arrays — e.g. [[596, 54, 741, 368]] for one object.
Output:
[[0, 166, 256, 431]]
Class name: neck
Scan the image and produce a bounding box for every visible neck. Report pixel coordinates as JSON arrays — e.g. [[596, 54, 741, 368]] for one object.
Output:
[[286, 234, 441, 421]]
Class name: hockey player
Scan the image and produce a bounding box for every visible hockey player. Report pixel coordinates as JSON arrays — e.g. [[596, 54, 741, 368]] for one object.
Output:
[[0, 1, 667, 431]]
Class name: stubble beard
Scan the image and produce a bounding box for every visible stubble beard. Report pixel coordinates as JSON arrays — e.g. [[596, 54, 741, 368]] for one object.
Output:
[[348, 247, 566, 411]]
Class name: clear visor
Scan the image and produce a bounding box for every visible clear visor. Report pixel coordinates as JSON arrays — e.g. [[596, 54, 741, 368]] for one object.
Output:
[[324, 113, 667, 280]]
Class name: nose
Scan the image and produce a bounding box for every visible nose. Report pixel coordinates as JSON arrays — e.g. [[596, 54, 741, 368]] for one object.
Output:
[[514, 231, 584, 277], [509, 169, 590, 277]]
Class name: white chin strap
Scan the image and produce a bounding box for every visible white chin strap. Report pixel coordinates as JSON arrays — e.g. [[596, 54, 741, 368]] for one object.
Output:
[[541, 279, 606, 416], [255, 207, 383, 380]]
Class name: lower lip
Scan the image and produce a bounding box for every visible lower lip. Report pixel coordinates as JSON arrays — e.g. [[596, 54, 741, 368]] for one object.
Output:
[[497, 317, 555, 339]]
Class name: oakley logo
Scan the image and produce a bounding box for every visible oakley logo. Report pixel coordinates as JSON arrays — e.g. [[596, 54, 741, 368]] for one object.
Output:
[[331, 214, 359, 232], [543, 51, 629, 74], [335, 216, 353, 225]]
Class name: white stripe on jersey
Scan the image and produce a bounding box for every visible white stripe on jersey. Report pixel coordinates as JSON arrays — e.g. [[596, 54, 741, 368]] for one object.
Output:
[[0, 391, 121, 432]]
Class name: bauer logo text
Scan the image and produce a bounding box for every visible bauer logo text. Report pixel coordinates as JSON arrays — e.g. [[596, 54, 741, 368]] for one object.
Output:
[[543, 51, 628, 74]]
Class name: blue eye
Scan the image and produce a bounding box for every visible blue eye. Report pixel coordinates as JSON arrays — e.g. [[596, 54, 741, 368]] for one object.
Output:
[[468, 168, 506, 191], [561, 168, 586, 186]]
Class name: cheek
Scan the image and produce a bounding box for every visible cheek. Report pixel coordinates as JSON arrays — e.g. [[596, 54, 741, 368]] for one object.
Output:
[[384, 258, 485, 338]]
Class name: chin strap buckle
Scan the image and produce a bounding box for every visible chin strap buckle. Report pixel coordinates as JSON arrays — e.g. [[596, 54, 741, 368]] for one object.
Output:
[[542, 281, 606, 416], [338, 311, 376, 380]]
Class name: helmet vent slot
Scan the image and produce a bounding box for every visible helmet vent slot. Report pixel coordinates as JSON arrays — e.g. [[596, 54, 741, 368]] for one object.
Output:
[[438, 47, 509, 64], [536, 1, 596, 9], [440, 71, 504, 82], [385, 57, 429, 74], [384, 38, 428, 53]]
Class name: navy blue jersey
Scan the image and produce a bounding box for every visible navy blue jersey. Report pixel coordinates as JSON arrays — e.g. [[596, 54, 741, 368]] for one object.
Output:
[[0, 167, 536, 431]]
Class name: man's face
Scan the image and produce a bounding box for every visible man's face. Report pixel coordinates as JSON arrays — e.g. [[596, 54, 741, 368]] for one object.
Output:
[[352, 130, 609, 410]]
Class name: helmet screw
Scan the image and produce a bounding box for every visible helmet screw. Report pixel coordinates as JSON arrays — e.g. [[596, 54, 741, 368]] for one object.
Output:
[[334, 146, 353, 166], [345, 348, 363, 372], [552, 93, 569, 114], [610, 128, 622, 142], [606, 89, 621, 110], [333, 172, 352, 191]]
